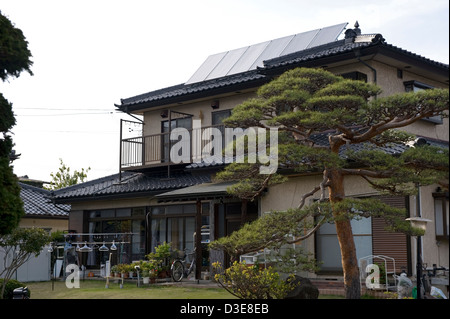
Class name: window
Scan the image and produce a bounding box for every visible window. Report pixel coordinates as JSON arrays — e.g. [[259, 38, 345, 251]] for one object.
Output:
[[150, 203, 210, 253], [316, 217, 372, 272], [212, 109, 231, 126], [87, 207, 146, 265], [341, 71, 367, 83], [404, 80, 443, 124], [161, 117, 192, 162], [404, 80, 434, 92], [434, 192, 449, 240]]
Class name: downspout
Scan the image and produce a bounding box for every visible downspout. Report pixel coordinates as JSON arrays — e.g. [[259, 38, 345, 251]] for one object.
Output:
[[354, 49, 377, 98]]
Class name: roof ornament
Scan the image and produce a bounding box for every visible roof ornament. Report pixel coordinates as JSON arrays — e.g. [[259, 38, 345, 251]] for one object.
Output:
[[344, 21, 362, 43]]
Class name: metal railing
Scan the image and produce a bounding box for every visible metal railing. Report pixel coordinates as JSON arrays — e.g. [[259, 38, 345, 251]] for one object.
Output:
[[120, 125, 225, 169]]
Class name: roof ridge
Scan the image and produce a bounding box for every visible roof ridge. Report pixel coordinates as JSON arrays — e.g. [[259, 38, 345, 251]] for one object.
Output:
[[51, 171, 137, 195], [19, 182, 51, 194]]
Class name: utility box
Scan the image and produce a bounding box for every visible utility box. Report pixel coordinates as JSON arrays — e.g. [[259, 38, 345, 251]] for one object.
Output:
[[12, 287, 29, 299]]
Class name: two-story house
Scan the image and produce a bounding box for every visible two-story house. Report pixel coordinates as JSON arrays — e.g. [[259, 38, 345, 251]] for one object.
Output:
[[51, 22, 448, 282]]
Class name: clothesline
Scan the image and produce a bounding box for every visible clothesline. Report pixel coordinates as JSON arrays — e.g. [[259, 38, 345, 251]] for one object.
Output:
[[64, 232, 137, 237]]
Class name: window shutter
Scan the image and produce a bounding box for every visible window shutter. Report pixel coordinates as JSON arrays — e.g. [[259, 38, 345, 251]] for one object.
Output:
[[372, 196, 410, 274]]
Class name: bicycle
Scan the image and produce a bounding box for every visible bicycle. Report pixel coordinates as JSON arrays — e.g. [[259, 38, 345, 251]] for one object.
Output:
[[419, 264, 448, 299], [171, 248, 196, 282]]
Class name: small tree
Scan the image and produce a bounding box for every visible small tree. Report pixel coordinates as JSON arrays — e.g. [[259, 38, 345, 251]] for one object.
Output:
[[45, 158, 90, 190], [0, 227, 51, 298]]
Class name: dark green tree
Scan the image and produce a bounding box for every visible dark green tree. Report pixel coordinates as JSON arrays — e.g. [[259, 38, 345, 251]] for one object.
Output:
[[210, 67, 449, 299], [0, 11, 33, 235]]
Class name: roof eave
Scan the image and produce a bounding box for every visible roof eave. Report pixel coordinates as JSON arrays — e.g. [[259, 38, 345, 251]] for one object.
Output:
[[52, 189, 166, 204], [261, 41, 449, 82], [120, 74, 269, 114]]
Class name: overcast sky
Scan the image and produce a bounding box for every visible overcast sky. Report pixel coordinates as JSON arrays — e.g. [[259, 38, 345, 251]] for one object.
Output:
[[1, 0, 449, 183]]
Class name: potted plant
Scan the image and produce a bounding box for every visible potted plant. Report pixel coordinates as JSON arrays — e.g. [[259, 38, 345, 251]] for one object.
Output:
[[149, 268, 158, 284], [111, 265, 119, 277], [146, 242, 172, 279], [127, 264, 135, 278], [141, 261, 151, 284], [142, 268, 150, 284], [117, 264, 129, 278]]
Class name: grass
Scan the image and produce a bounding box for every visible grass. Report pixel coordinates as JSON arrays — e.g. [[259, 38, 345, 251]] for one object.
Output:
[[24, 278, 346, 299], [26, 279, 236, 299]]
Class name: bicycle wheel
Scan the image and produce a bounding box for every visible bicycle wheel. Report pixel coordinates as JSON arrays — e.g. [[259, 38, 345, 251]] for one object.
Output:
[[171, 260, 184, 282]]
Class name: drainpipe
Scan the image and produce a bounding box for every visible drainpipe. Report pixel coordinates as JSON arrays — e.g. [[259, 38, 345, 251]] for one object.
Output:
[[354, 49, 377, 98]]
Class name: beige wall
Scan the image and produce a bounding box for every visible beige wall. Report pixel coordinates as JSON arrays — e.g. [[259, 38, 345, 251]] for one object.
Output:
[[408, 185, 449, 270], [19, 217, 68, 233], [142, 92, 256, 136]]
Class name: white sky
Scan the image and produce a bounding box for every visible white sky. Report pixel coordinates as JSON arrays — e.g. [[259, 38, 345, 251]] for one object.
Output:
[[1, 0, 449, 182]]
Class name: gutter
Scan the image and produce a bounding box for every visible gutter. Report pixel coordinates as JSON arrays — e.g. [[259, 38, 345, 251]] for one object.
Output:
[[353, 48, 377, 86]]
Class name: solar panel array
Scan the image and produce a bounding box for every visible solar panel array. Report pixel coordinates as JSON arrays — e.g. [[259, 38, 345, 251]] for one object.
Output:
[[186, 23, 348, 84]]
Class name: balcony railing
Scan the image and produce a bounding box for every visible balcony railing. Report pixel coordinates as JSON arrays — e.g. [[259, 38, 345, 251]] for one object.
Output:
[[120, 124, 225, 170]]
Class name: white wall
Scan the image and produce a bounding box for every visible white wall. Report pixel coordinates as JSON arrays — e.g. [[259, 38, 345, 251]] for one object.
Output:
[[0, 246, 51, 282]]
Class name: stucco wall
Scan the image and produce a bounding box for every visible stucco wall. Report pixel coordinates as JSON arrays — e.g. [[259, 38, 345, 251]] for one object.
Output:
[[142, 92, 256, 136], [408, 185, 449, 269], [19, 217, 68, 233]]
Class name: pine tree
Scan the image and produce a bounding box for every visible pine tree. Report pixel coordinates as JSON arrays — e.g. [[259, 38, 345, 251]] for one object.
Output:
[[211, 67, 449, 299]]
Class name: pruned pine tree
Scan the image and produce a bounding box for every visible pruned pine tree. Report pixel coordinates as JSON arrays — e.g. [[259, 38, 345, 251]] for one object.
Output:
[[210, 67, 449, 299]]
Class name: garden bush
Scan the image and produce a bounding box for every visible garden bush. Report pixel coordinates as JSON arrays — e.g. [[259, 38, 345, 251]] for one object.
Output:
[[213, 261, 297, 299], [0, 279, 30, 299]]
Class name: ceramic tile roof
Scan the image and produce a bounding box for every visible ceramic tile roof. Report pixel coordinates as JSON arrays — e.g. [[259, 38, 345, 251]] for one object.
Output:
[[51, 170, 212, 203], [262, 34, 449, 71], [184, 135, 448, 170], [118, 32, 448, 112], [20, 183, 69, 217], [119, 70, 267, 109]]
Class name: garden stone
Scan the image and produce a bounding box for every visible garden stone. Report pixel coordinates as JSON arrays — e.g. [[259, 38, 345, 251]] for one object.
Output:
[[284, 275, 319, 299]]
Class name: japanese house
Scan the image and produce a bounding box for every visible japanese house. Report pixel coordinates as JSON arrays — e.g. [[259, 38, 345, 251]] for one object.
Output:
[[51, 22, 448, 281]]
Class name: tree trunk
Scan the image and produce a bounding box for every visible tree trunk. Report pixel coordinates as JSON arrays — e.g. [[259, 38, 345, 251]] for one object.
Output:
[[328, 168, 361, 299]]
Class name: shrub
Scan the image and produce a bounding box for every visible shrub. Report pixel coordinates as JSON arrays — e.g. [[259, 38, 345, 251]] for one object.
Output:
[[146, 242, 172, 273], [213, 261, 296, 299], [0, 279, 30, 299]]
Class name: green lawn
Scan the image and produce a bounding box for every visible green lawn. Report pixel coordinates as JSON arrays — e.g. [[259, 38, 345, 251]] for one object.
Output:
[[24, 279, 345, 299], [25, 279, 236, 299]]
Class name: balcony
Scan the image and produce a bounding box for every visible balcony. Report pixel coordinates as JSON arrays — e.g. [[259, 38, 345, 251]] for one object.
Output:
[[120, 122, 225, 171]]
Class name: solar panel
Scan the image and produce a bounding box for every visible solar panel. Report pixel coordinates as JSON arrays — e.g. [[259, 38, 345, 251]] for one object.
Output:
[[249, 35, 294, 70], [307, 23, 348, 47], [280, 29, 320, 56], [186, 52, 227, 85], [227, 41, 269, 75], [205, 46, 248, 80], [185, 22, 348, 85]]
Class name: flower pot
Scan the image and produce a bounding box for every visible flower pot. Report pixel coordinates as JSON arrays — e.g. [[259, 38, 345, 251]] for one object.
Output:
[[143, 277, 150, 284]]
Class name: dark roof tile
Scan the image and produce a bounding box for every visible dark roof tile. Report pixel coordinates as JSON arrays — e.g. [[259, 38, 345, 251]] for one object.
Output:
[[263, 35, 449, 71], [119, 70, 266, 108], [20, 183, 70, 217], [52, 170, 212, 202]]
